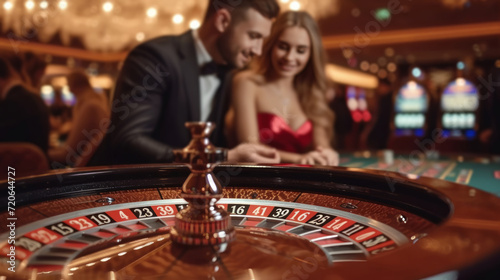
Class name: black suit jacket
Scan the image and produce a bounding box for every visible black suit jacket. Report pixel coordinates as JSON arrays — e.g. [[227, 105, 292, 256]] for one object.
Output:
[[90, 31, 232, 165], [0, 85, 50, 152]]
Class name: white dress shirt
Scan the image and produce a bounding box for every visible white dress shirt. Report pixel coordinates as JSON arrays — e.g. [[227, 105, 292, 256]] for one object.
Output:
[[192, 29, 221, 122]]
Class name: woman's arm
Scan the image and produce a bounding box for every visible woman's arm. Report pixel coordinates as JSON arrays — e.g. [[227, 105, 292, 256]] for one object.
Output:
[[311, 125, 339, 166]]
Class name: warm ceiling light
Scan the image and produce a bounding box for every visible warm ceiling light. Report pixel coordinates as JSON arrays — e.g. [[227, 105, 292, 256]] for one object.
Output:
[[103, 2, 113, 13], [385, 47, 395, 57], [351, 8, 361, 18], [189, 19, 200, 29], [378, 69, 388, 79], [135, 32, 145, 41], [280, 0, 290, 3], [342, 48, 353, 59], [387, 62, 397, 72], [25, 0, 35, 10], [378, 57, 388, 67], [360, 61, 370, 72], [172, 14, 184, 24], [146, 7, 157, 18], [39, 0, 48, 9], [58, 0, 68, 10], [3, 1, 13, 10], [289, 1, 300, 10], [370, 63, 379, 73]]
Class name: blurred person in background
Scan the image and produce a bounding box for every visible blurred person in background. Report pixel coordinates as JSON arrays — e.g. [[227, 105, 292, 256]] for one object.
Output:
[[49, 70, 109, 167], [329, 84, 353, 151], [48, 87, 73, 147], [22, 51, 47, 91], [479, 66, 500, 154], [362, 78, 394, 150], [0, 54, 50, 153]]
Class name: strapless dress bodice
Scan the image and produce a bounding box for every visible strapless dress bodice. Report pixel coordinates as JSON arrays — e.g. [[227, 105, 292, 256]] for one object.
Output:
[[257, 112, 313, 153]]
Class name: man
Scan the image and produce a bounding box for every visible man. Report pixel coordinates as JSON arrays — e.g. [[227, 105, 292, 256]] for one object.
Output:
[[363, 78, 394, 150], [90, 0, 280, 165], [49, 70, 109, 167], [0, 55, 50, 153], [479, 66, 500, 154]]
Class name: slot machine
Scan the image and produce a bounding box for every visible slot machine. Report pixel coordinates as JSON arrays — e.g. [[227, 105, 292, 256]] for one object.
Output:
[[344, 86, 372, 150], [40, 85, 55, 106], [436, 77, 480, 152], [61, 85, 76, 107], [388, 81, 429, 151]]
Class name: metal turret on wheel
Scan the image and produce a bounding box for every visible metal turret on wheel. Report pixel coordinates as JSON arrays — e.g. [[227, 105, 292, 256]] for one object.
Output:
[[170, 122, 235, 245]]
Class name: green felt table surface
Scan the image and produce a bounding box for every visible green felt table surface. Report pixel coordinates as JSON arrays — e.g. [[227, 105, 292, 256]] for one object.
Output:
[[339, 152, 500, 196]]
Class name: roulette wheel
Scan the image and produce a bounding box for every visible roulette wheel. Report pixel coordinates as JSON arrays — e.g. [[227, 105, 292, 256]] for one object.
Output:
[[1, 123, 500, 279]]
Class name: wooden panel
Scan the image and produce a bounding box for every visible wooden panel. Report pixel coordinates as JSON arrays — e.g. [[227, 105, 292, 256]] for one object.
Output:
[[159, 189, 182, 199], [30, 195, 103, 217]]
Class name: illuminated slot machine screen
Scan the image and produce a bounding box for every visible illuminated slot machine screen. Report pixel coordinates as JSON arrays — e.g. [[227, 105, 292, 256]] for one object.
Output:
[[440, 78, 479, 139], [346, 86, 371, 123], [394, 81, 428, 137], [40, 85, 55, 106], [61, 85, 76, 106]]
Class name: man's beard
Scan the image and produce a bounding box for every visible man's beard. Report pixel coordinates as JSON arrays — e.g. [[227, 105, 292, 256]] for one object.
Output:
[[216, 31, 235, 67]]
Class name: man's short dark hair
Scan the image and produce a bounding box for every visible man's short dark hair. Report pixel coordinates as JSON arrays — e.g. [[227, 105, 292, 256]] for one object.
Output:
[[204, 0, 280, 22]]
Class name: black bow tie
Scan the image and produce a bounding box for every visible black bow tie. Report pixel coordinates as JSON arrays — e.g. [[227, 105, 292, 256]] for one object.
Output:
[[200, 61, 230, 77]]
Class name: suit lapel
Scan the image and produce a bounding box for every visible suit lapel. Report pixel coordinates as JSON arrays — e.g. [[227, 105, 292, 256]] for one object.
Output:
[[177, 30, 200, 121], [207, 70, 233, 146]]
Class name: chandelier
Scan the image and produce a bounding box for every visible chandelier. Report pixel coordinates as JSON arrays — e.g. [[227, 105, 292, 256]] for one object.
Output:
[[1, 0, 340, 52]]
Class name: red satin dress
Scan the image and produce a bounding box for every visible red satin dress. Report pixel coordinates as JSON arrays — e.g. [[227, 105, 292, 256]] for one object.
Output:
[[257, 112, 313, 153]]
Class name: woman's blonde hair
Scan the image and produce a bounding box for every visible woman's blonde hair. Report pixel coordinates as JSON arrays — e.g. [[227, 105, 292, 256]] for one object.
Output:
[[254, 11, 334, 140]]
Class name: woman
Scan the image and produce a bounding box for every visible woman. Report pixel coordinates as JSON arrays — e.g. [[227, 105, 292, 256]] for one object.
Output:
[[231, 11, 338, 165], [49, 70, 109, 167]]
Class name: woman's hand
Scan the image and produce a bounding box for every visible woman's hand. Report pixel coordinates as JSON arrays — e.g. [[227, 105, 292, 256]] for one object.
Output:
[[316, 146, 339, 166], [298, 146, 339, 166], [298, 150, 327, 165], [228, 143, 280, 164]]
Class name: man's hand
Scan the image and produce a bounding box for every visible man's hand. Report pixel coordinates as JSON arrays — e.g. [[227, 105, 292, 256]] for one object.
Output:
[[228, 143, 280, 164]]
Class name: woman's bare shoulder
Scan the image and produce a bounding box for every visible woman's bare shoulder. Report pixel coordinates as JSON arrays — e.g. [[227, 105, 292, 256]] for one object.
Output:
[[233, 70, 266, 86]]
